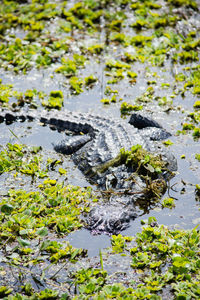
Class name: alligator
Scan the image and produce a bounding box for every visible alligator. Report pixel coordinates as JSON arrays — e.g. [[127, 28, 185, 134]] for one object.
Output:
[[0, 109, 177, 234]]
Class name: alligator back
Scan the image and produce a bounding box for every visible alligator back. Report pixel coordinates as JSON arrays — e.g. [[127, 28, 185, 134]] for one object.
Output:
[[1, 109, 148, 171]]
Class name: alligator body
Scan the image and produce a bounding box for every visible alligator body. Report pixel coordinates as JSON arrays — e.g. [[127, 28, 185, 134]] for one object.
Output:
[[0, 109, 177, 234]]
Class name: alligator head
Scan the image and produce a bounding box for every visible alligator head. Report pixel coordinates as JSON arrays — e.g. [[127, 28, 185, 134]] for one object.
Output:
[[85, 200, 137, 235]]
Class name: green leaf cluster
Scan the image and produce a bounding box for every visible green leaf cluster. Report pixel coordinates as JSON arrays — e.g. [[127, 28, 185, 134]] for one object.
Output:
[[120, 144, 165, 175], [0, 144, 95, 241], [41, 240, 86, 263], [72, 268, 107, 296], [162, 197, 175, 209], [69, 77, 83, 95], [177, 111, 200, 139], [0, 83, 21, 103], [0, 183, 92, 241], [0, 143, 47, 178], [42, 90, 64, 109], [120, 102, 143, 115], [129, 224, 200, 299], [111, 234, 132, 253]]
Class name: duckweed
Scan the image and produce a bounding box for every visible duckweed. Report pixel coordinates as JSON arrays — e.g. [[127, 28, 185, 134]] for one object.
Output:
[[127, 71, 138, 79], [0, 83, 20, 103], [162, 197, 175, 208], [120, 102, 143, 115], [105, 59, 131, 70], [84, 75, 98, 87], [55, 58, 77, 77], [173, 51, 199, 64], [69, 76, 83, 95], [100, 98, 110, 105], [195, 154, 200, 162], [42, 90, 64, 109], [167, 0, 198, 9], [163, 140, 174, 146], [87, 44, 104, 54], [193, 101, 200, 109]]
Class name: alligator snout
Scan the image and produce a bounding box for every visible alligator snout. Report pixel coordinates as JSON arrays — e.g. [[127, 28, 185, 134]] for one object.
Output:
[[85, 203, 137, 235]]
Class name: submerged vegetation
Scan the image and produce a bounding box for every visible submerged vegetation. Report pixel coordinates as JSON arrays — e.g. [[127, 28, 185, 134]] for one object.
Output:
[[0, 0, 200, 297]]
